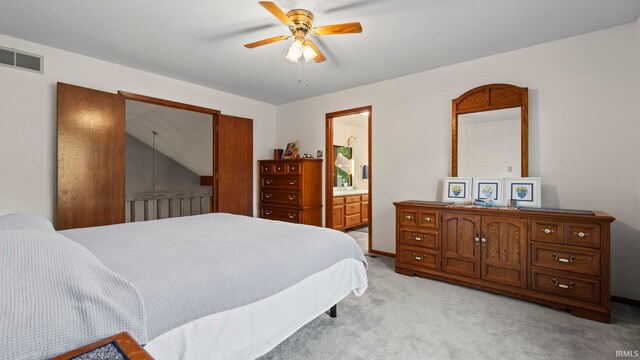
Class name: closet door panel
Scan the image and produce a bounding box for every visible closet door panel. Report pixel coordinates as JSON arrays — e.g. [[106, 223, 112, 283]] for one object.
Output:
[[215, 114, 253, 216], [57, 83, 125, 229]]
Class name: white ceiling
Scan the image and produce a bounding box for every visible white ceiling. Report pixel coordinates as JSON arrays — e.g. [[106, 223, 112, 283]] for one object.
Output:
[[335, 113, 368, 128], [1, 1, 639, 105], [459, 108, 521, 124], [126, 100, 213, 176]]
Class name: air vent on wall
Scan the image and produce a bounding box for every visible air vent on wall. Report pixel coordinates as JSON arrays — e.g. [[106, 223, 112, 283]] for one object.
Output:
[[0, 46, 43, 74]]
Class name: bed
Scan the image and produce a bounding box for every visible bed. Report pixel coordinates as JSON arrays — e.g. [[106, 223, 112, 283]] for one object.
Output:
[[0, 213, 368, 360]]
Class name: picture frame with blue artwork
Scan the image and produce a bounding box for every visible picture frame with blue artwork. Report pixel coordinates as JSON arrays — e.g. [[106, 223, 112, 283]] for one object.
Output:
[[472, 178, 504, 205], [442, 177, 472, 203], [505, 177, 541, 208]]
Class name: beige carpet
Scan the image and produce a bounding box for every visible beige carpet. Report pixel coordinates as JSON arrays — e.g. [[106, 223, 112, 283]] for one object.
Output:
[[260, 231, 640, 360]]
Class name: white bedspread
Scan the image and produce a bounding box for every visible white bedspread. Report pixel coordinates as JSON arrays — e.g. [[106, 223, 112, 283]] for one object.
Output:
[[0, 227, 147, 360], [61, 214, 367, 341]]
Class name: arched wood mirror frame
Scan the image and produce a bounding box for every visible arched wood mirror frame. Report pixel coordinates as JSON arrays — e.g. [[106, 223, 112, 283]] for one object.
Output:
[[451, 83, 528, 177]]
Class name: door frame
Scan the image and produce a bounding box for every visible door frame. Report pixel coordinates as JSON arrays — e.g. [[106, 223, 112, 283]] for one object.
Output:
[[117, 91, 221, 211], [325, 106, 373, 253]]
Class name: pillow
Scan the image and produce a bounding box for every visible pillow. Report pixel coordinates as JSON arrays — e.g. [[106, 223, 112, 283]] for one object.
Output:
[[0, 213, 55, 233]]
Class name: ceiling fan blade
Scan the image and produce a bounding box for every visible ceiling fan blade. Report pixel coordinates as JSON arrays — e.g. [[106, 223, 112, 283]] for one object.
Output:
[[259, 1, 294, 27], [244, 35, 290, 48], [312, 22, 362, 36], [305, 40, 326, 63]]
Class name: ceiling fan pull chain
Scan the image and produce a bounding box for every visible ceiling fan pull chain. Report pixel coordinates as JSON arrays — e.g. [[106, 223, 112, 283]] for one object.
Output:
[[298, 60, 302, 83]]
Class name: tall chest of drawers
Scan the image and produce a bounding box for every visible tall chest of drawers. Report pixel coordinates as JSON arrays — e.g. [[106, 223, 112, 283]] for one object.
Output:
[[258, 159, 322, 226], [394, 201, 615, 323]]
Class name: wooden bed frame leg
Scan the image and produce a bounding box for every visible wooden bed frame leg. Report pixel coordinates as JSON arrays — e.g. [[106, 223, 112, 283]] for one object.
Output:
[[329, 304, 337, 318]]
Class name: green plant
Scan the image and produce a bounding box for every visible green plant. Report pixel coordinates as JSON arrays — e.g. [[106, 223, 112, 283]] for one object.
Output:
[[516, 186, 528, 193], [451, 185, 462, 192]]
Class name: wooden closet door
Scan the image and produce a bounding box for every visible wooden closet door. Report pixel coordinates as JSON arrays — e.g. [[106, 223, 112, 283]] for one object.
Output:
[[442, 213, 481, 278], [215, 114, 253, 216], [57, 83, 125, 230], [481, 216, 528, 287]]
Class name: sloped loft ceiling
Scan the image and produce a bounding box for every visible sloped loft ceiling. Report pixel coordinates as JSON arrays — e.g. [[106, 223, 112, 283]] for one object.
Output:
[[1, 1, 639, 104], [126, 100, 213, 176]]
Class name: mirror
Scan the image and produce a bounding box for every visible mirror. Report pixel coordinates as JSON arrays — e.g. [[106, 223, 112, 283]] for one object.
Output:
[[452, 84, 528, 177], [334, 145, 353, 186], [458, 108, 521, 177]]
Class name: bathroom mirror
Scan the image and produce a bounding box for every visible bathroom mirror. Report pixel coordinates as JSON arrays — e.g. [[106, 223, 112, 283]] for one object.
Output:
[[334, 145, 353, 186], [452, 84, 528, 177]]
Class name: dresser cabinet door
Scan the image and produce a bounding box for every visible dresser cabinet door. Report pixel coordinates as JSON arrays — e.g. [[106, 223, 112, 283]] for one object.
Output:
[[442, 213, 482, 278], [481, 216, 528, 288]]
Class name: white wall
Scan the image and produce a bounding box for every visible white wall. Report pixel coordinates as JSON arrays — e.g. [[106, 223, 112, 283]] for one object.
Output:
[[0, 34, 277, 220], [277, 21, 640, 299]]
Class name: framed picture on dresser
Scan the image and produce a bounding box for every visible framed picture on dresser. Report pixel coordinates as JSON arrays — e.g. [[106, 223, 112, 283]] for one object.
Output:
[[505, 177, 541, 207], [472, 178, 504, 205], [442, 177, 472, 203]]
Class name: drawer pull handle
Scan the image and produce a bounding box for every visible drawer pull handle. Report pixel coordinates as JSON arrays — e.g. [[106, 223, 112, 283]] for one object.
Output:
[[552, 278, 576, 289], [541, 228, 554, 234], [291, 166, 296, 170], [288, 195, 297, 200], [265, 193, 273, 198], [265, 210, 273, 215], [265, 179, 272, 185], [574, 232, 588, 238], [405, 215, 413, 220], [288, 213, 297, 219], [425, 217, 432, 222], [481, 237, 486, 243], [412, 252, 423, 261], [552, 252, 576, 263], [412, 233, 423, 241], [288, 180, 297, 185]]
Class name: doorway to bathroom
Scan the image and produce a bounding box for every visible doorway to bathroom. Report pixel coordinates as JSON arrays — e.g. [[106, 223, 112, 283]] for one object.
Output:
[[325, 106, 372, 254]]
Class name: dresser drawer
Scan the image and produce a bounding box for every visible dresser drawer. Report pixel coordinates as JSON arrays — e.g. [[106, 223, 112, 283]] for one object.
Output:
[[397, 247, 439, 270], [400, 209, 419, 227], [564, 223, 601, 248], [286, 163, 301, 174], [261, 190, 302, 206], [345, 214, 361, 227], [531, 219, 563, 244], [274, 163, 287, 174], [260, 164, 274, 174], [531, 244, 600, 276], [531, 269, 600, 303], [262, 176, 301, 190], [345, 195, 361, 204], [400, 229, 438, 249], [345, 202, 361, 215], [418, 210, 439, 229], [334, 196, 345, 205], [260, 206, 301, 223]]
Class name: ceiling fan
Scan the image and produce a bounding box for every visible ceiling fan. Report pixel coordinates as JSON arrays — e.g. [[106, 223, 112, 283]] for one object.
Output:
[[244, 1, 363, 63]]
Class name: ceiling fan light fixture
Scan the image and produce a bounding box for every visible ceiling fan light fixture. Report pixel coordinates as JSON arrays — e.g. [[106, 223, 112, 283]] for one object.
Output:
[[286, 39, 303, 63], [302, 42, 317, 62]]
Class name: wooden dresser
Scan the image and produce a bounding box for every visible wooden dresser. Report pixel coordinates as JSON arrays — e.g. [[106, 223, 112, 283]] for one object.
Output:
[[394, 201, 615, 323], [332, 194, 369, 231], [258, 159, 322, 226]]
